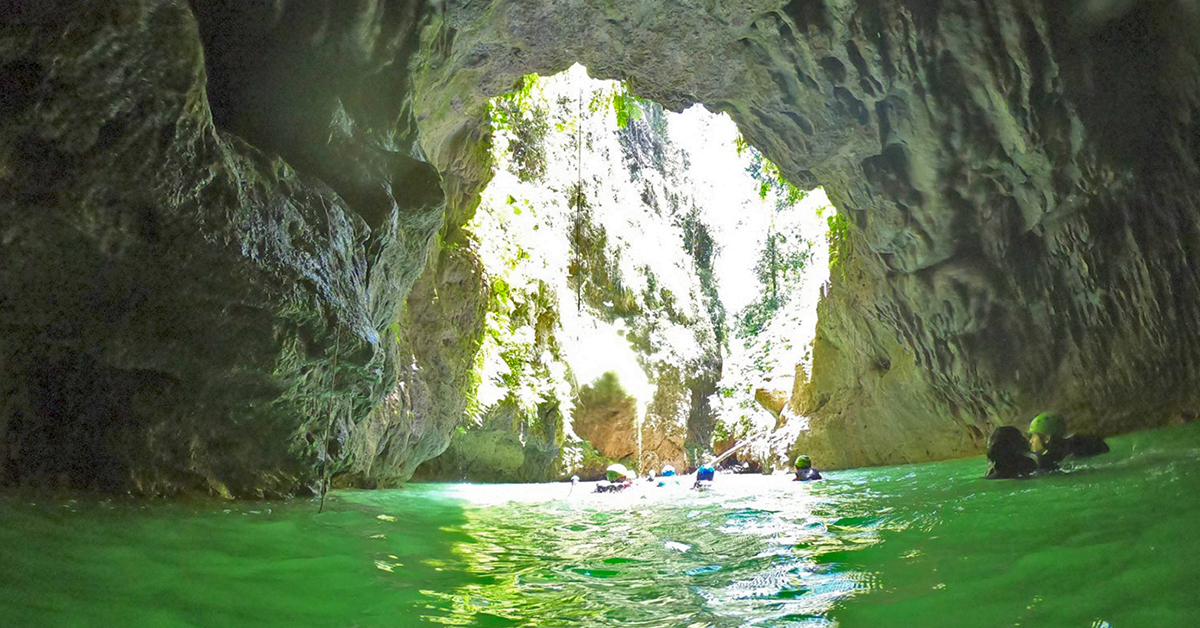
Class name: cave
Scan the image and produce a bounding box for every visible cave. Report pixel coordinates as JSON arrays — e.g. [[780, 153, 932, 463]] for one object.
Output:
[[2, 0, 1199, 498]]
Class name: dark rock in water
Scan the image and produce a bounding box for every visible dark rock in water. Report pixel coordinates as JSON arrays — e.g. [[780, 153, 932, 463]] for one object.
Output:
[[985, 426, 1038, 480], [717, 458, 764, 475]]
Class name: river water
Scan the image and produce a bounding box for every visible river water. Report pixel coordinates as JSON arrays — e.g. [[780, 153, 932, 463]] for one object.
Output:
[[2, 424, 1198, 627]]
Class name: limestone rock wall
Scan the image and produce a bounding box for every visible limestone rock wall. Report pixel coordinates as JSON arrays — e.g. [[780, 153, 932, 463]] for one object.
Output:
[[0, 0, 464, 496], [0, 0, 397, 496], [411, 396, 564, 483], [3, 0, 1199, 494], [790, 0, 1200, 468], [342, 239, 488, 487], [413, 0, 1200, 468]]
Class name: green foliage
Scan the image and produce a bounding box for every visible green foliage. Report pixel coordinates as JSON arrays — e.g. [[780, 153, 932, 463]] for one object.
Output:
[[577, 371, 633, 407], [710, 407, 757, 443], [611, 89, 643, 129], [738, 139, 806, 211], [736, 294, 783, 342], [566, 193, 641, 319], [489, 74, 550, 182], [477, 253, 567, 421], [587, 80, 644, 129], [824, 207, 851, 273], [734, 134, 750, 155], [736, 228, 812, 339]]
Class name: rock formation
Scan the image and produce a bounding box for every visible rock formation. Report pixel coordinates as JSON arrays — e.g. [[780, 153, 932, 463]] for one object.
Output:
[[0, 0, 443, 496], [412, 0, 1200, 469], [2, 0, 1198, 494], [572, 372, 640, 465]]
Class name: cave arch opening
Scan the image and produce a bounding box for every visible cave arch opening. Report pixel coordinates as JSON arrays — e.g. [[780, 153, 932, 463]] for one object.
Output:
[[5, 0, 1200, 499], [414, 65, 842, 482]]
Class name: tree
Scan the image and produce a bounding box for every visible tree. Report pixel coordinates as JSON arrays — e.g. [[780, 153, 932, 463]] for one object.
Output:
[[737, 223, 812, 339]]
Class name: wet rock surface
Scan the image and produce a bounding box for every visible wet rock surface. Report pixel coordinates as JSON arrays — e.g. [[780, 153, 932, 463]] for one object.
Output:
[[2, 0, 1199, 493], [411, 397, 565, 483], [0, 0, 440, 496]]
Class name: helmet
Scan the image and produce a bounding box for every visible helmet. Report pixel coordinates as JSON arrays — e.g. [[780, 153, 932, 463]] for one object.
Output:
[[794, 455, 812, 469], [1028, 412, 1066, 438], [661, 465, 676, 477], [605, 463, 631, 482]]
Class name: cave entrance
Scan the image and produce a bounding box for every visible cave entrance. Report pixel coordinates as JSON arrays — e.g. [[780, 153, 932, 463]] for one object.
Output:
[[419, 65, 841, 482]]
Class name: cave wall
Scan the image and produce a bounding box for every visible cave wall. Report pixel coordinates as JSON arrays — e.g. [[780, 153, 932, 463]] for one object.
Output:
[[0, 0, 449, 496], [340, 238, 488, 487], [412, 0, 1200, 468], [789, 0, 1200, 467], [2, 0, 1198, 494]]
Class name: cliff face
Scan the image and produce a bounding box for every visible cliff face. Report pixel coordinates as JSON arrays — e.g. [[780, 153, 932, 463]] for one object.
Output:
[[788, 0, 1200, 468], [412, 73, 724, 482], [2, 0, 1198, 495], [0, 0, 427, 496], [413, 0, 1200, 468]]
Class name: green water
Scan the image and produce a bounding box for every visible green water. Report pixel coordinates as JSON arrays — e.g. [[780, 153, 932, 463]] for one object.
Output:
[[2, 425, 1199, 627]]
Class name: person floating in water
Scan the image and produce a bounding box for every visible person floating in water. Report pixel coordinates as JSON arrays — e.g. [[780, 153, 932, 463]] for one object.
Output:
[[1026, 411, 1110, 469], [594, 463, 634, 493], [984, 426, 1038, 479], [692, 464, 715, 490], [792, 455, 822, 481], [656, 464, 679, 487], [985, 412, 1110, 479]]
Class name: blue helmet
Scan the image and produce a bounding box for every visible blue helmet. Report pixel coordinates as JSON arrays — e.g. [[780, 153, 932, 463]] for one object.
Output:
[[661, 465, 676, 477]]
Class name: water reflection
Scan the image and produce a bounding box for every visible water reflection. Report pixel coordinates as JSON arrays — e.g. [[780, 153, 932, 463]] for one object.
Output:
[[3, 426, 1194, 627], [419, 475, 883, 627]]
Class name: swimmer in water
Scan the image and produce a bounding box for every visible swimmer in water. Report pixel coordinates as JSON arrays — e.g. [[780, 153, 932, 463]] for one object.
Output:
[[985, 412, 1109, 479], [692, 464, 715, 490], [792, 455, 822, 481], [657, 464, 679, 487], [594, 463, 634, 493]]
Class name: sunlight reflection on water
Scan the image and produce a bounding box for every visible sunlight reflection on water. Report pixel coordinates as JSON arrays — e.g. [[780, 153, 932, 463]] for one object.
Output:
[[399, 473, 880, 628], [2, 426, 1197, 628]]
